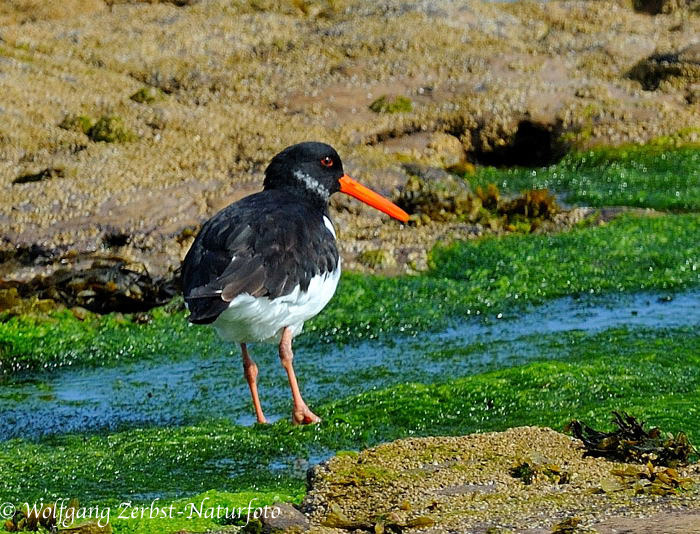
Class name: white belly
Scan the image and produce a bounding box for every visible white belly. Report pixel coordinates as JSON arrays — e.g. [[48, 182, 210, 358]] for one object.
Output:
[[211, 263, 341, 344]]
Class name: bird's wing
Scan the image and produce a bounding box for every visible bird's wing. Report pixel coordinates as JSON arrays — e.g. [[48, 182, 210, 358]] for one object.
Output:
[[181, 192, 338, 324]]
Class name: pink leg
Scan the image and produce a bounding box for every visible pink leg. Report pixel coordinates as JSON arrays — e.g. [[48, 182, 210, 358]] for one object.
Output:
[[279, 327, 321, 425], [241, 343, 267, 424]]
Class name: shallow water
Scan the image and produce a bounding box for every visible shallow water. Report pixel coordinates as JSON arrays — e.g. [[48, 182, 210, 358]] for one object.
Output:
[[1, 289, 697, 441]]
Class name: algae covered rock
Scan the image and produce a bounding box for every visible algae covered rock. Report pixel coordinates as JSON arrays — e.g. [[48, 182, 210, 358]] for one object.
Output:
[[356, 249, 396, 269], [58, 114, 94, 134], [629, 44, 700, 91], [369, 95, 413, 113], [395, 164, 480, 223], [395, 164, 560, 231], [302, 426, 700, 533], [58, 114, 137, 142], [86, 116, 137, 143], [130, 86, 165, 104]]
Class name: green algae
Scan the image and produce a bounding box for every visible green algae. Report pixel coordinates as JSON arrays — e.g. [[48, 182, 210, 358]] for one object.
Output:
[[0, 327, 698, 518], [0, 304, 218, 375], [58, 114, 94, 135], [86, 116, 137, 143], [1, 214, 699, 374], [57, 114, 137, 143], [318, 213, 700, 344], [355, 249, 395, 269], [369, 95, 413, 113], [129, 87, 164, 104], [468, 146, 700, 212]]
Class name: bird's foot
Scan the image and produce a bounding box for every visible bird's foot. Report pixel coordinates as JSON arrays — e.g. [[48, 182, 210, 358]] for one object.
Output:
[[292, 405, 321, 425]]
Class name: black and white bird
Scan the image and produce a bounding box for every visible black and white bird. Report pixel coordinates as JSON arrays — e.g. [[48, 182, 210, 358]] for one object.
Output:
[[182, 142, 408, 425]]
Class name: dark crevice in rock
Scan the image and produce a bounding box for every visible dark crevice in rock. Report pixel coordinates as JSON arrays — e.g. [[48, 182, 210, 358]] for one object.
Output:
[[102, 232, 130, 248], [471, 120, 570, 168]]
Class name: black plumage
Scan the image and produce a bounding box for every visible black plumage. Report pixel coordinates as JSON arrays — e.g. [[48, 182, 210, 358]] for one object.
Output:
[[182, 189, 339, 324]]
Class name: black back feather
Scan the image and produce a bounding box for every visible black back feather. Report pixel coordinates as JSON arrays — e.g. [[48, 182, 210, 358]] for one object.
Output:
[[181, 190, 339, 324]]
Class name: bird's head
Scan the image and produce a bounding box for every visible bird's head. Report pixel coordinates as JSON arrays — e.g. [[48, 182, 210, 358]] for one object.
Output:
[[263, 141, 409, 222]]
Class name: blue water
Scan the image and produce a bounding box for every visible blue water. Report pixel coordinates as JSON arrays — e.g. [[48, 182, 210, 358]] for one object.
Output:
[[0, 289, 697, 440]]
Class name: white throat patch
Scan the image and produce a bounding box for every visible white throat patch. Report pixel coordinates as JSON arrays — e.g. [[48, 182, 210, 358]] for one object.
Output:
[[293, 170, 329, 200]]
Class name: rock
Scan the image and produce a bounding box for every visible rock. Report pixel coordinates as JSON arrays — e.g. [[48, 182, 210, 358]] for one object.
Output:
[[130, 86, 165, 104], [13, 167, 65, 185], [633, 0, 700, 14], [301, 427, 700, 533], [369, 95, 414, 114], [395, 166, 479, 223], [260, 503, 309, 533], [8, 256, 178, 314], [472, 119, 569, 167], [105, 0, 200, 5], [629, 44, 700, 91], [86, 116, 138, 143], [378, 132, 467, 168], [355, 249, 396, 270]]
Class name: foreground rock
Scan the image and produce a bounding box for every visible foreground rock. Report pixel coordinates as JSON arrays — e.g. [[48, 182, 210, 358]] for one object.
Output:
[[300, 427, 700, 533], [0, 0, 698, 310]]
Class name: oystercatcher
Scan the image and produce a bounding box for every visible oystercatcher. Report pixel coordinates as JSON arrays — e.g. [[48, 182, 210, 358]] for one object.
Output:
[[182, 142, 409, 425]]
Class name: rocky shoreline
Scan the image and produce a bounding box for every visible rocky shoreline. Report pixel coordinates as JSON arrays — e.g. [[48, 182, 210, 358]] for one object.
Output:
[[254, 426, 700, 534], [0, 0, 698, 313]]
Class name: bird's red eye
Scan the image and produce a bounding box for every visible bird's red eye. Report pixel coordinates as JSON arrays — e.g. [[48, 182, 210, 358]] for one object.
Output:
[[320, 156, 334, 167]]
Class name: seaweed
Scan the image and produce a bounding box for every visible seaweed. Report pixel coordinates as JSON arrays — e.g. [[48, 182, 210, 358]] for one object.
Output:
[[321, 503, 434, 533], [566, 411, 695, 467], [601, 462, 694, 496], [550, 517, 582, 534], [369, 95, 413, 113], [4, 503, 56, 532], [510, 455, 572, 485]]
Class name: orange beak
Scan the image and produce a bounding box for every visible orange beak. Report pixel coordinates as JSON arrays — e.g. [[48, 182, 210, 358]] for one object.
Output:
[[339, 174, 409, 223]]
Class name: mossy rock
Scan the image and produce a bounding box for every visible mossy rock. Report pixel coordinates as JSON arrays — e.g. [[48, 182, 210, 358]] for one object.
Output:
[[86, 116, 137, 143], [396, 169, 479, 223], [129, 86, 165, 104], [499, 189, 559, 220], [356, 249, 396, 269], [303, 427, 700, 533], [369, 95, 413, 113], [58, 114, 94, 134]]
